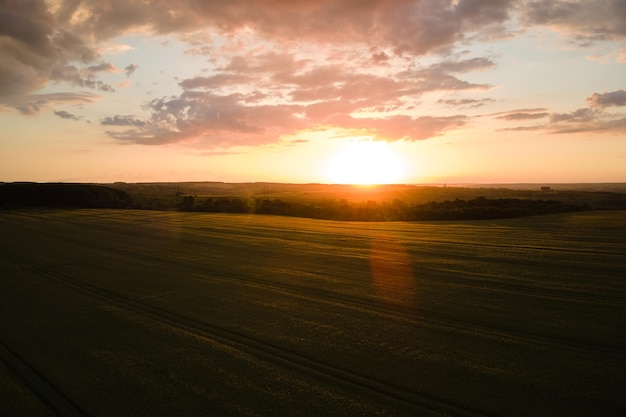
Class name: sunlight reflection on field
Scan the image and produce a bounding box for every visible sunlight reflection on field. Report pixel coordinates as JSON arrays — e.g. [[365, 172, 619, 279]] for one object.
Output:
[[369, 238, 416, 306]]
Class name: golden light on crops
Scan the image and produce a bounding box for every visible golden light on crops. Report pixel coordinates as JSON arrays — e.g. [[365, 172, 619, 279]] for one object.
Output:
[[325, 139, 406, 185]]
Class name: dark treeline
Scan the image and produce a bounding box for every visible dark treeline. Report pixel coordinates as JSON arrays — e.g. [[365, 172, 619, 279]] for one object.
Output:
[[0, 182, 594, 220], [178, 195, 589, 221], [0, 183, 132, 209]]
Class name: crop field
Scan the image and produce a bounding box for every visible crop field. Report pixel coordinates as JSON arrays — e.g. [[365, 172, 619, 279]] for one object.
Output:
[[1, 209, 625, 416]]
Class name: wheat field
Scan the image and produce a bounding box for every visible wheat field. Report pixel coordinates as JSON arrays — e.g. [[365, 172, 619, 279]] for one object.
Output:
[[1, 209, 625, 416]]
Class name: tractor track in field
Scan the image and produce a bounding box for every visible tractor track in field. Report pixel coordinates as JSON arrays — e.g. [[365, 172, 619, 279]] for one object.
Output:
[[0, 248, 495, 417], [0, 339, 91, 417]]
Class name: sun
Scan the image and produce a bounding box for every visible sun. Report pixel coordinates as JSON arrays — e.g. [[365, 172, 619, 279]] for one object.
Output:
[[326, 139, 406, 185]]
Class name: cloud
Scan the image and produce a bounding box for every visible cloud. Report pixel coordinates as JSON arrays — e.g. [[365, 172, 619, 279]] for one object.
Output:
[[429, 57, 497, 73], [0, 0, 55, 97], [86, 62, 118, 73], [125, 64, 139, 76], [104, 46, 485, 147], [325, 114, 468, 141], [371, 51, 390, 64], [54, 110, 81, 120], [549, 108, 598, 123], [3, 0, 625, 149], [497, 112, 549, 121], [51, 0, 514, 56], [105, 82, 468, 147], [520, 0, 626, 43], [587, 90, 626, 108], [179, 74, 253, 90], [1, 1, 621, 101], [550, 116, 626, 134], [0, 0, 116, 103], [499, 125, 545, 132], [438, 98, 495, 108], [374, 0, 513, 55], [497, 104, 626, 135], [3, 0, 515, 83], [7, 92, 99, 115], [403, 69, 492, 93], [28, 92, 100, 103], [49, 65, 116, 92], [548, 107, 626, 134], [101, 115, 146, 127]]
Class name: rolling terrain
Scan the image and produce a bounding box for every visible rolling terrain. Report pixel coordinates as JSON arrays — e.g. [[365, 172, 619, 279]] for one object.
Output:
[[1, 209, 625, 416]]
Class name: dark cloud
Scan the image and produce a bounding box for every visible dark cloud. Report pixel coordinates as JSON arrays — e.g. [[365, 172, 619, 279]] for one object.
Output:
[[1, 1, 623, 103], [7, 92, 99, 115], [402, 69, 492, 93], [101, 115, 146, 127], [54, 110, 81, 120], [548, 106, 626, 134], [587, 90, 626, 108], [498, 104, 626, 135], [550, 116, 626, 134], [499, 125, 545, 132], [371, 51, 390, 64], [0, 0, 115, 102], [521, 0, 626, 43], [497, 112, 549, 121], [51, 29, 97, 62], [549, 108, 598, 123], [14, 103, 45, 116], [0, 0, 55, 97], [19, 1, 517, 69], [438, 98, 495, 108], [48, 65, 116, 92], [125, 64, 139, 76], [429, 57, 497, 73], [28, 92, 99, 103], [0, 0, 54, 55], [179, 74, 254, 90]]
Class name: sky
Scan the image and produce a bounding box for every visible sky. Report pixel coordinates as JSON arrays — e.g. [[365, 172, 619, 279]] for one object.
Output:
[[1, 0, 625, 184]]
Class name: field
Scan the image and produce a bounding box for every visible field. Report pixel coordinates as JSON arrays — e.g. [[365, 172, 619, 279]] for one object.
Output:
[[1, 209, 625, 416]]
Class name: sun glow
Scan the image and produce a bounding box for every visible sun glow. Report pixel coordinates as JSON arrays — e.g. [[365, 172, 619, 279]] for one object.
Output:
[[326, 139, 406, 185]]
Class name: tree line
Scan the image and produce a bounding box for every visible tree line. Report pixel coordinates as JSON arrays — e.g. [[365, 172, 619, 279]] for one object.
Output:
[[0, 183, 132, 209], [1, 182, 590, 221], [176, 195, 588, 221]]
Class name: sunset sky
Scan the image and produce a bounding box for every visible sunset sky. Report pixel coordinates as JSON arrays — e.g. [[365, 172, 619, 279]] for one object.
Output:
[[1, 0, 625, 184]]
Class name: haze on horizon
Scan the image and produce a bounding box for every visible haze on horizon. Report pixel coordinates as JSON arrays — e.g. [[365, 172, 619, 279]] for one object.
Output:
[[1, 1, 625, 185]]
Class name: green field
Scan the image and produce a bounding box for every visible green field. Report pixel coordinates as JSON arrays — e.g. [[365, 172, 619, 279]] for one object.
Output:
[[1, 209, 625, 416]]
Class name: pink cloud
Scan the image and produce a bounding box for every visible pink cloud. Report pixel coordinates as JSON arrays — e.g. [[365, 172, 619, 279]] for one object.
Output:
[[4, 0, 624, 148], [105, 46, 490, 147]]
